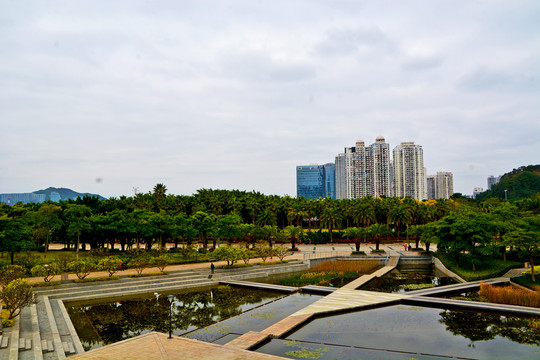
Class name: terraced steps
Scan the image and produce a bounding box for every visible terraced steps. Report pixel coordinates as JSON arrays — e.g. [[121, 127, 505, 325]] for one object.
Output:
[[5, 259, 309, 360]]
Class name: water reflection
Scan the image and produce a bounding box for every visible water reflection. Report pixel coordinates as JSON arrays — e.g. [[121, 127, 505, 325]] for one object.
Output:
[[67, 286, 283, 350], [257, 305, 540, 360], [361, 270, 456, 293], [439, 310, 540, 346]]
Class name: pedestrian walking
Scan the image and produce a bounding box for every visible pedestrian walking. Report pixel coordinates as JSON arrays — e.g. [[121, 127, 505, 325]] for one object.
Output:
[[210, 262, 215, 274]]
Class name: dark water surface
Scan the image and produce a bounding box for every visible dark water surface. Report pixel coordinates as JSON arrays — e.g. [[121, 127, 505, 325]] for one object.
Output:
[[66, 285, 292, 350], [256, 305, 539, 360]]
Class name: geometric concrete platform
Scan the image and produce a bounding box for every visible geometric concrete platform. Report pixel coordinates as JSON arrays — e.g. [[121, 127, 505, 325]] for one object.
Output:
[[68, 332, 288, 360]]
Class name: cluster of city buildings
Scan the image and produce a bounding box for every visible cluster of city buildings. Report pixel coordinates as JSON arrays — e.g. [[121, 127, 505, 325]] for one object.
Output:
[[1, 191, 61, 205], [472, 174, 502, 199], [296, 136, 454, 201]]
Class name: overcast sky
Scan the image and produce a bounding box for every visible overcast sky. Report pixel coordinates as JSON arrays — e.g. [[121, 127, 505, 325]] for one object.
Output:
[[1, 1, 539, 199]]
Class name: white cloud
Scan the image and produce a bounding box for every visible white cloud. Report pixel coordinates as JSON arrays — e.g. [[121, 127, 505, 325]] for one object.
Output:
[[0, 0, 539, 198]]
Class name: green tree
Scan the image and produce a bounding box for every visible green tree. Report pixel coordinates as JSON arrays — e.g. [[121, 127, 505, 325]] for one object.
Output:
[[344, 227, 366, 252], [320, 205, 342, 242], [430, 212, 496, 270], [284, 225, 303, 250], [65, 204, 92, 259], [367, 223, 387, 251], [212, 245, 241, 266], [68, 259, 96, 280], [98, 257, 122, 277], [272, 244, 291, 262], [31, 263, 60, 282], [503, 217, 540, 281], [191, 211, 217, 251], [150, 256, 170, 272], [32, 203, 63, 259], [1, 278, 37, 319], [0, 214, 32, 264], [0, 265, 26, 287]]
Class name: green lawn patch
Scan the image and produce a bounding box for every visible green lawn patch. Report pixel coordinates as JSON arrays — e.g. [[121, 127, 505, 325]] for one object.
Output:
[[511, 275, 540, 291], [434, 253, 522, 281], [31, 280, 61, 288], [220, 263, 253, 269], [74, 275, 120, 283], [351, 251, 366, 255], [129, 271, 169, 278], [257, 260, 288, 266]]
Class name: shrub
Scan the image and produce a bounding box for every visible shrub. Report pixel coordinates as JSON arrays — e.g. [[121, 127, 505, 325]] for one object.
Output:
[[53, 253, 73, 272], [36, 245, 46, 253], [351, 251, 366, 255], [0, 265, 26, 287], [273, 245, 291, 262], [213, 245, 241, 266], [1, 309, 13, 327], [521, 266, 540, 276], [149, 256, 170, 272], [31, 263, 60, 282], [98, 257, 122, 277], [371, 249, 386, 253], [254, 243, 271, 263], [16, 253, 42, 273], [68, 260, 95, 280], [238, 248, 253, 265], [128, 258, 149, 275], [1, 278, 37, 319]]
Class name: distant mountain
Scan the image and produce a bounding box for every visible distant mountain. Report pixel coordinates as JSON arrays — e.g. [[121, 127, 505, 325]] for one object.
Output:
[[476, 165, 540, 201], [32, 187, 106, 201]]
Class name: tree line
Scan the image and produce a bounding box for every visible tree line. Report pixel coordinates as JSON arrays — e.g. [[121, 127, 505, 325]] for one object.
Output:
[[1, 185, 539, 276]]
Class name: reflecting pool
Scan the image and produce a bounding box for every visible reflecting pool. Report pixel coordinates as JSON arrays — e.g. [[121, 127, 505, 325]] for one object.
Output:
[[361, 269, 457, 293], [66, 285, 296, 351], [255, 305, 540, 360]]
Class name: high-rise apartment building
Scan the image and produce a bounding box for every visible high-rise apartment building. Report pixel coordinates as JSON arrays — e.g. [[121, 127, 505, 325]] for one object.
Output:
[[296, 163, 335, 199], [335, 153, 347, 199], [427, 172, 454, 199], [426, 175, 436, 200], [393, 142, 427, 200], [336, 136, 391, 199], [487, 175, 501, 190], [370, 136, 392, 197]]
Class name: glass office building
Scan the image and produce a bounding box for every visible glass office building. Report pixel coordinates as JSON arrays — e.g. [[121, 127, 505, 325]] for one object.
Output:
[[296, 163, 335, 199]]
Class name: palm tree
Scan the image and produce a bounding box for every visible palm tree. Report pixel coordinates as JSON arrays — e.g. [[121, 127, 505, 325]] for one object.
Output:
[[389, 205, 412, 239], [368, 223, 387, 251], [344, 227, 365, 251], [320, 206, 342, 242], [284, 225, 303, 250], [353, 201, 375, 229]]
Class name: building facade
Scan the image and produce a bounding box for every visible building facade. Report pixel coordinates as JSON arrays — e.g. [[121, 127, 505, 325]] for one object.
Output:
[[393, 142, 427, 200], [426, 172, 454, 199], [0, 193, 46, 205], [487, 175, 501, 190], [336, 136, 392, 199], [296, 163, 335, 199]]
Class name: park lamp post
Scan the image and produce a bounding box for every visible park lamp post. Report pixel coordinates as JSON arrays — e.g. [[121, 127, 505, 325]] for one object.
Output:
[[167, 295, 174, 339]]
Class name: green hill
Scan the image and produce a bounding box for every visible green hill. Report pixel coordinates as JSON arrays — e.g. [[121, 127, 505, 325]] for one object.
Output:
[[476, 165, 540, 200], [32, 187, 105, 201]]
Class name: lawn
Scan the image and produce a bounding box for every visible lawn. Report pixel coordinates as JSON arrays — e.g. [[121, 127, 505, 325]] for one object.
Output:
[[434, 253, 522, 282]]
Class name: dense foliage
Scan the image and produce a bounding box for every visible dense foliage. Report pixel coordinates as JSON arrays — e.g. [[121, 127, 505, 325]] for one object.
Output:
[[0, 184, 538, 280]]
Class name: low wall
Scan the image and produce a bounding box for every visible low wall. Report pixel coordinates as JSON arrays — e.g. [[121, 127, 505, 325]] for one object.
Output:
[[432, 256, 466, 283]]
